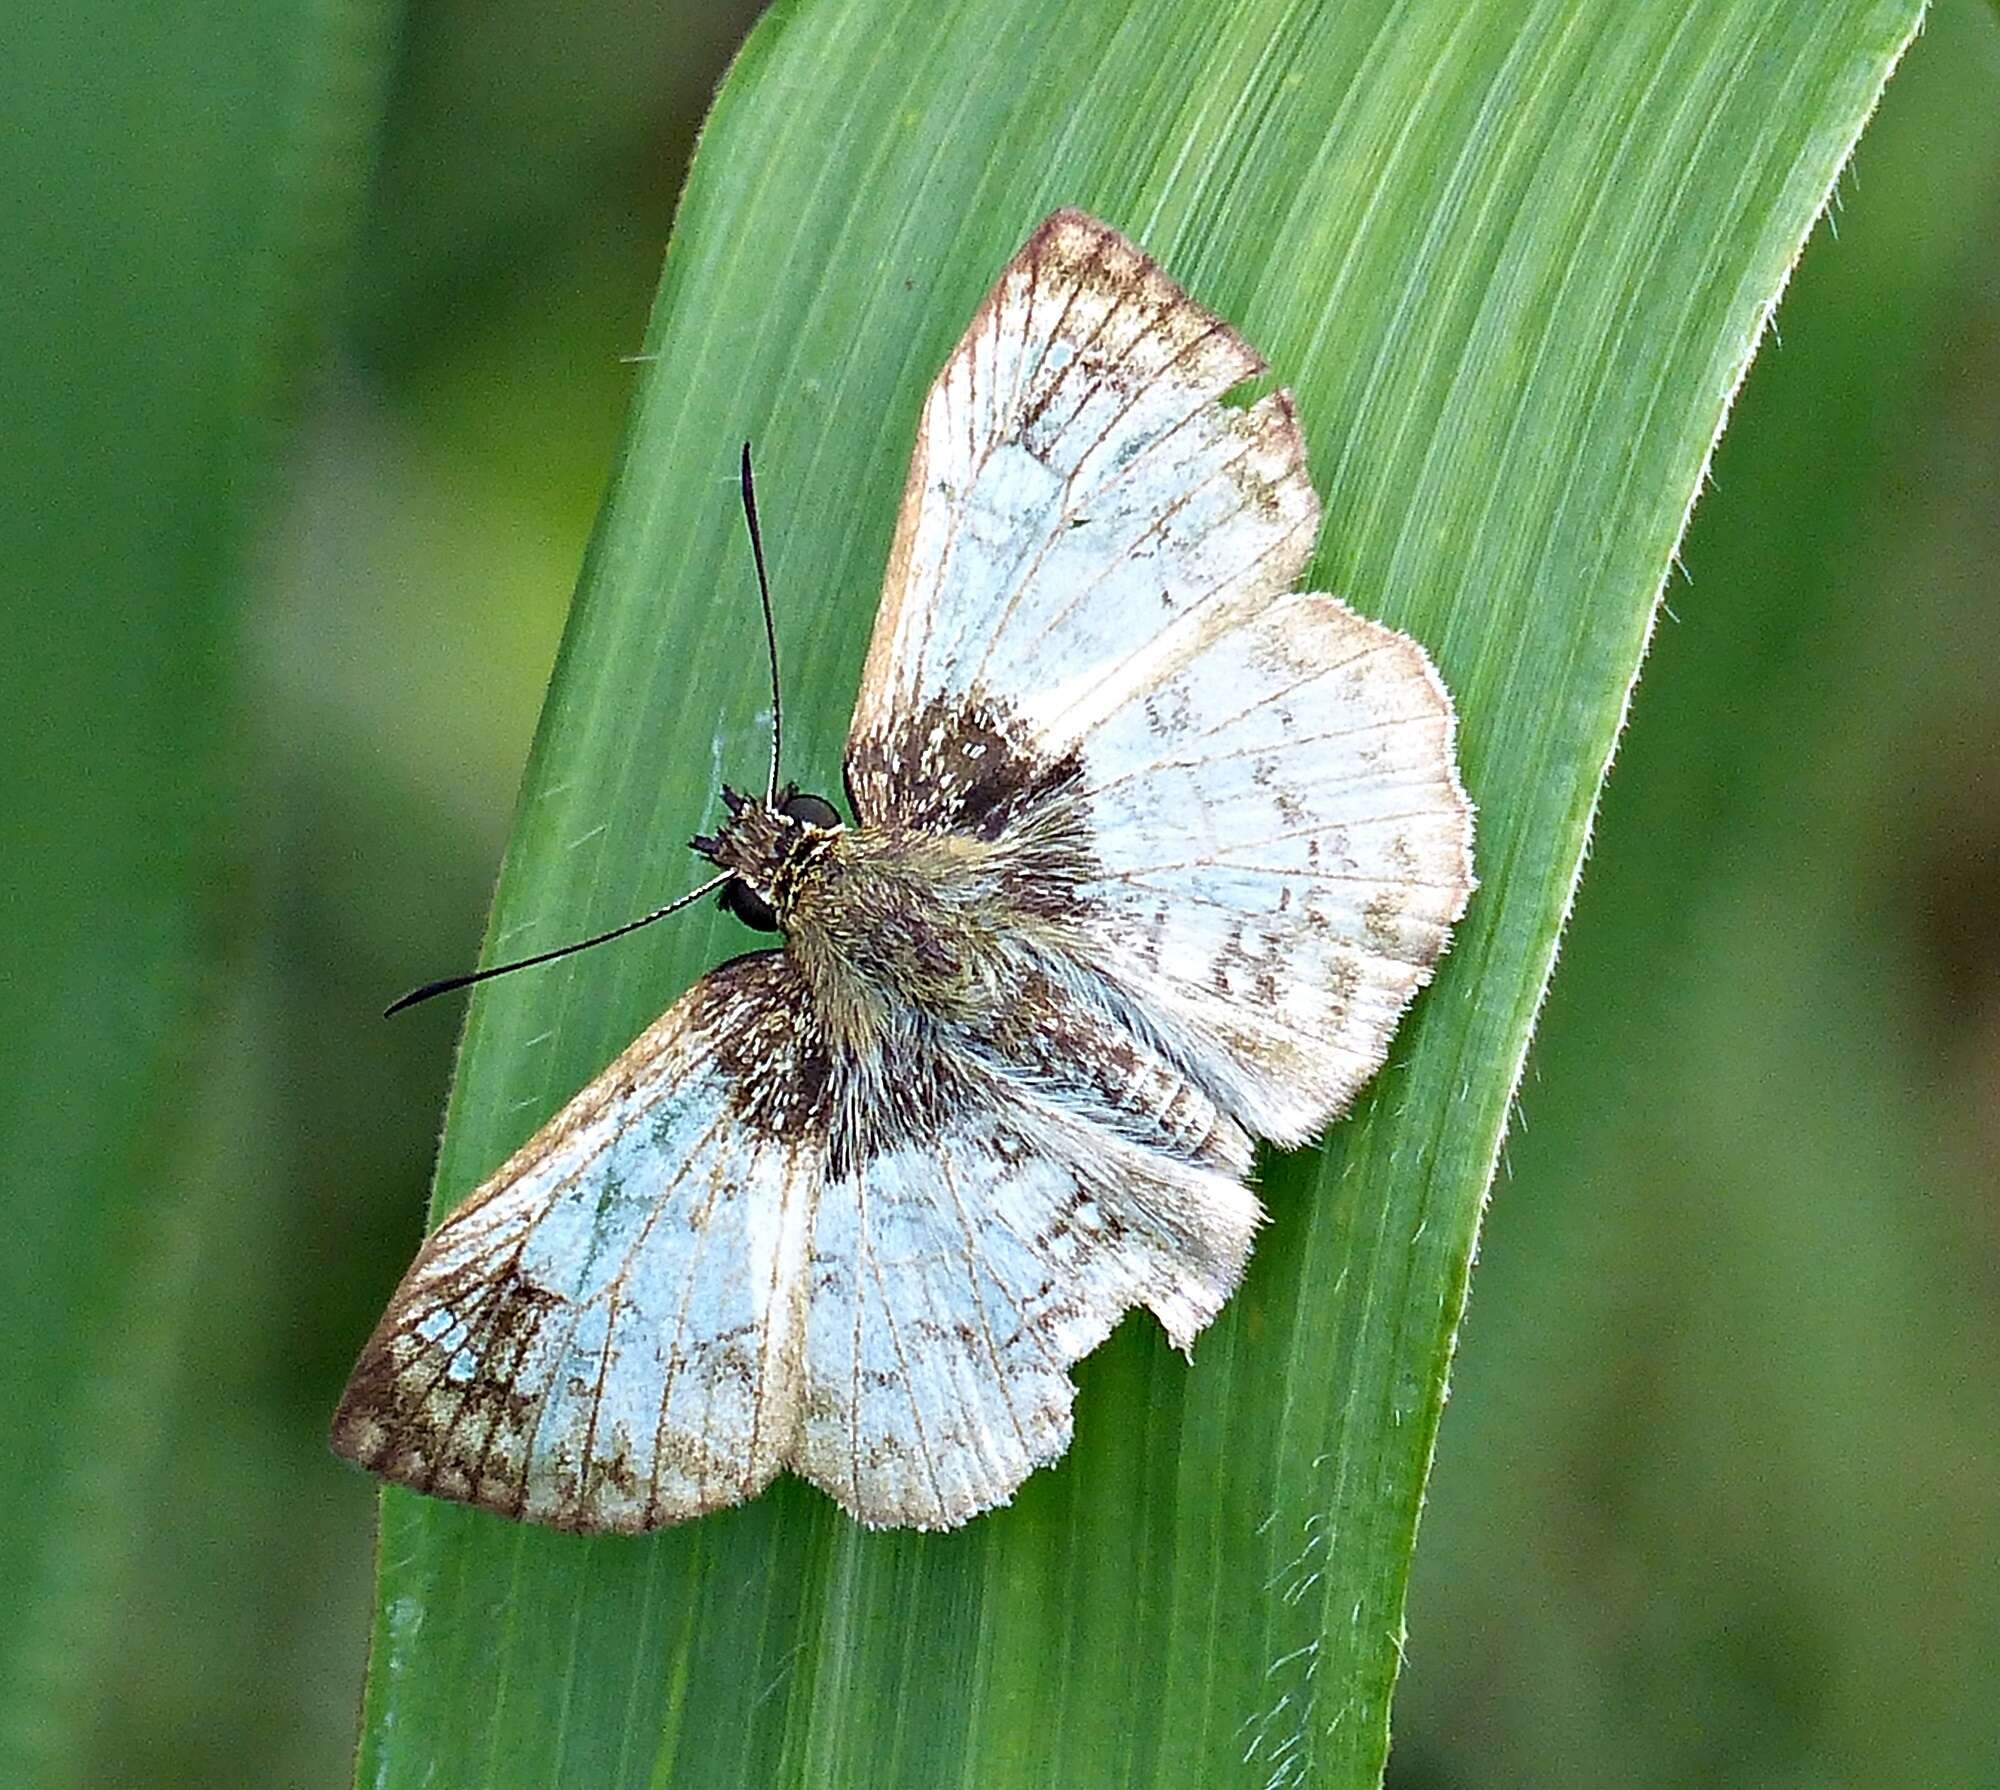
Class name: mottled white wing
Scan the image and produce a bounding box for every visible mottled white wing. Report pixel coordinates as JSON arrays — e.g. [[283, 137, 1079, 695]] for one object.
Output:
[[1075, 589, 1472, 1143], [846, 208, 1473, 1146], [849, 208, 1313, 779], [335, 952, 1261, 1533], [331, 954, 818, 1533], [796, 1068, 1259, 1530]]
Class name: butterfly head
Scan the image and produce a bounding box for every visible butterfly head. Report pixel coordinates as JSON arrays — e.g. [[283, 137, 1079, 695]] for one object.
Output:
[[691, 783, 844, 933]]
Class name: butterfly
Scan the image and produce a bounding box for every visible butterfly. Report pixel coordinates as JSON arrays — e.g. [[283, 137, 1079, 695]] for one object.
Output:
[[331, 209, 1474, 1532]]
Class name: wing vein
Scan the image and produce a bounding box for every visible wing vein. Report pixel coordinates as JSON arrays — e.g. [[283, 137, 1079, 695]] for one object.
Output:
[[860, 1173, 949, 1521], [1083, 708, 1424, 798], [641, 1114, 742, 1524], [1054, 518, 1318, 741], [936, 1147, 1032, 1457], [971, 427, 1266, 689], [1096, 801, 1467, 871], [958, 390, 1223, 686]]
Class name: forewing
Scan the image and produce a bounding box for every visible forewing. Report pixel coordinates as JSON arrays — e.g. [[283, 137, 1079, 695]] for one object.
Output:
[[331, 954, 820, 1533], [847, 208, 1316, 827], [792, 1070, 1261, 1530]]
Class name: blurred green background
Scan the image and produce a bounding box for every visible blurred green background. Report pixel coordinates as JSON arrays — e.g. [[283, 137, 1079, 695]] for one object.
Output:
[[2, 1, 1994, 1786]]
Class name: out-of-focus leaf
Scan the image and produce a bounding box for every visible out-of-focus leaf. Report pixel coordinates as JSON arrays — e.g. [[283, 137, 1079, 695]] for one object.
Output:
[[0, 2, 398, 1783], [352, 0, 763, 355]]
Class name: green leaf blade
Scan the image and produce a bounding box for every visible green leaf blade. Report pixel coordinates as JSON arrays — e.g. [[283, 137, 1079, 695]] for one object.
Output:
[[353, 2, 1925, 1785]]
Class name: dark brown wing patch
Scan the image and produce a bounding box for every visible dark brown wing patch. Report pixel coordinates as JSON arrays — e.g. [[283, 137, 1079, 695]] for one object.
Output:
[[845, 687, 1084, 838]]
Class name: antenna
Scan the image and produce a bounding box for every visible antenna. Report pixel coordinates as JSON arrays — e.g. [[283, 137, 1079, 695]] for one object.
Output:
[[383, 873, 729, 1016], [387, 446, 784, 1020], [740, 441, 782, 803]]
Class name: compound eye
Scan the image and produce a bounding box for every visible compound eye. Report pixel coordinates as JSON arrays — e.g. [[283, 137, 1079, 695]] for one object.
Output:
[[780, 790, 841, 829], [719, 878, 779, 933]]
